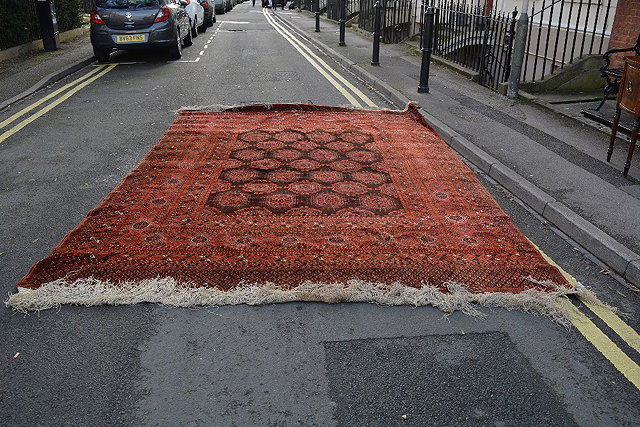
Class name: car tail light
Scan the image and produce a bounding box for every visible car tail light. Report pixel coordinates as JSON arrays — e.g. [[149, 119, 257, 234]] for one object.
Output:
[[154, 6, 170, 22], [90, 10, 105, 25], [202, 1, 209, 6], [185, 0, 190, 3]]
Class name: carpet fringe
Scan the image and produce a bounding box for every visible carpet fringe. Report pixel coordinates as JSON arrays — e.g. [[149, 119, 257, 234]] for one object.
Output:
[[4, 277, 600, 325]]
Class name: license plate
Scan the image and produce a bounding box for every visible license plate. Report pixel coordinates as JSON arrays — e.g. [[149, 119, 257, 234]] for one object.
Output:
[[115, 34, 146, 43]]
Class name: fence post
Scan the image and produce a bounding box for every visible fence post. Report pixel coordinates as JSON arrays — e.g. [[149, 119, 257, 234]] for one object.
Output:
[[503, 8, 518, 82], [339, 0, 346, 45], [418, 6, 435, 93], [372, 0, 383, 65], [507, 0, 530, 99], [315, 0, 321, 32]]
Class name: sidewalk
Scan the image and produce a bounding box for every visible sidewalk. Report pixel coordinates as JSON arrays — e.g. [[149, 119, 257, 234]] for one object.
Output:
[[0, 33, 93, 110], [0, 13, 638, 287]]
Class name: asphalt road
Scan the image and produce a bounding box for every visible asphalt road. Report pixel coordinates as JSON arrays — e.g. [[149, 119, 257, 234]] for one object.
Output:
[[0, 3, 638, 425]]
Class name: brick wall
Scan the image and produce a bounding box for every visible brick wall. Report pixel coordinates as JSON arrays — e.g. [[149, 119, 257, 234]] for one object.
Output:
[[608, 0, 640, 68]]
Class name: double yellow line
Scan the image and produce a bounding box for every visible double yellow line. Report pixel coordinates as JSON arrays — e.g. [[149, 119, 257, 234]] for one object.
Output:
[[539, 248, 640, 390], [263, 8, 376, 109], [0, 64, 117, 145]]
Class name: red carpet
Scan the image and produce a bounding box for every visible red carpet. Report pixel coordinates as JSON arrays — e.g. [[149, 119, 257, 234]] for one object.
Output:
[[11, 104, 576, 312]]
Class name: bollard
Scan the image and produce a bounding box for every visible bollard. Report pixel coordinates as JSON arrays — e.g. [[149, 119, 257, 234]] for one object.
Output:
[[315, 0, 320, 32], [371, 0, 382, 65], [417, 6, 435, 93], [507, 0, 530, 99], [339, 0, 346, 46]]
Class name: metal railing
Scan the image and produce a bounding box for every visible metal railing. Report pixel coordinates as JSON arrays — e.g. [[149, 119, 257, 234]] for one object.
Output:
[[359, 0, 414, 44], [522, 0, 614, 82], [326, 0, 359, 21], [298, 0, 327, 12], [429, 1, 517, 90]]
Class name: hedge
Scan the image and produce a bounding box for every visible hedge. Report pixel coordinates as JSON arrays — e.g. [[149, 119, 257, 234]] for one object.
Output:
[[0, 0, 84, 50]]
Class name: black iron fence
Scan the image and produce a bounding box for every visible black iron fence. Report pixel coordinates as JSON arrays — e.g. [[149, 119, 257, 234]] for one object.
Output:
[[359, 0, 413, 43], [522, 0, 614, 82], [429, 1, 516, 90], [298, 0, 327, 12], [326, 0, 359, 21]]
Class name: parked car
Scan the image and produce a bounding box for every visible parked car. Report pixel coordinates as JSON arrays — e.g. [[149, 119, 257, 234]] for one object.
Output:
[[184, 0, 206, 38], [198, 0, 216, 26], [91, 0, 192, 61], [214, 0, 232, 14]]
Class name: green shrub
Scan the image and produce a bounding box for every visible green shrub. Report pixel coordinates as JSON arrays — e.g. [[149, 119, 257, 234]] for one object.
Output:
[[0, 0, 40, 50], [55, 0, 83, 32], [0, 0, 83, 50]]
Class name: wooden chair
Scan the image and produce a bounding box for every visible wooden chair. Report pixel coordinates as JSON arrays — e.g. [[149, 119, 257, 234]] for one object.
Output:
[[607, 56, 640, 177]]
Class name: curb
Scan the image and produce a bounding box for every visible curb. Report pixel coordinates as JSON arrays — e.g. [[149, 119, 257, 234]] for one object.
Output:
[[278, 13, 640, 288], [0, 56, 95, 111]]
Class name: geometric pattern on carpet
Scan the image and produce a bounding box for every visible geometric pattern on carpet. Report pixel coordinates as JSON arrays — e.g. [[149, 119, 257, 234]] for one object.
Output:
[[16, 104, 570, 295]]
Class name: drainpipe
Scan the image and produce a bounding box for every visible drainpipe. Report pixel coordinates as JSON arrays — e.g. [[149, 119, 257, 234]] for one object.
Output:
[[506, 0, 529, 99]]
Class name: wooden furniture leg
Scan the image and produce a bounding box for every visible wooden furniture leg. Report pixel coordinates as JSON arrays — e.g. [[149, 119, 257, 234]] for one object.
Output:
[[608, 107, 621, 162], [624, 118, 639, 177]]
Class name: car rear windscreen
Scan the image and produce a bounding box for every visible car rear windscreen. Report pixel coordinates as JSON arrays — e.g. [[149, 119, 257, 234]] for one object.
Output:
[[96, 0, 161, 8]]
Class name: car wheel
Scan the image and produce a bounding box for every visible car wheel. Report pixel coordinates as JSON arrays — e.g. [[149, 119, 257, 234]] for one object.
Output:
[[168, 28, 182, 59], [93, 46, 111, 62], [199, 17, 207, 32], [184, 22, 193, 47]]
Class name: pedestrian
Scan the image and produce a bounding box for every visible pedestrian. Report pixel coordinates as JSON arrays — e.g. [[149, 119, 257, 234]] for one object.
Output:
[[252, 0, 255, 6]]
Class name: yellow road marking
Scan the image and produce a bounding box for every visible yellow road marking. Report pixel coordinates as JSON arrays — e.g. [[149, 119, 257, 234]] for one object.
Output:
[[270, 14, 377, 108], [0, 65, 106, 131], [533, 243, 640, 390], [263, 10, 361, 107], [557, 298, 640, 390], [264, 10, 373, 108], [0, 64, 117, 145], [537, 247, 640, 356], [581, 298, 640, 355]]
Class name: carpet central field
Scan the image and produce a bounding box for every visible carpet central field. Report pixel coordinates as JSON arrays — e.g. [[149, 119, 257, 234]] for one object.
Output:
[[11, 104, 576, 312]]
